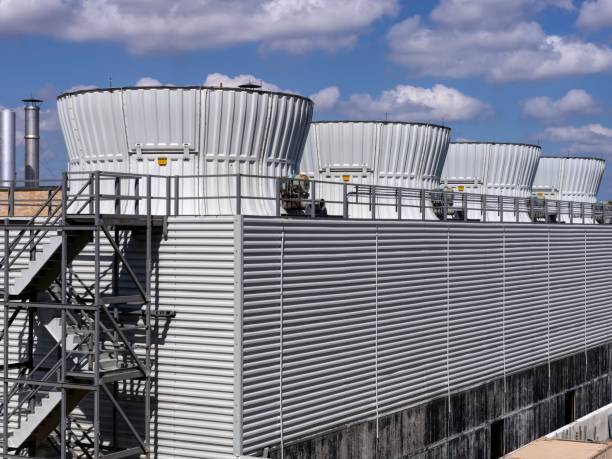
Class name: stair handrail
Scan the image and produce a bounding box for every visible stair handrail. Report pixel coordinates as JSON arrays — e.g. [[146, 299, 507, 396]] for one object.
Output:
[[0, 173, 94, 271], [4, 330, 92, 421]]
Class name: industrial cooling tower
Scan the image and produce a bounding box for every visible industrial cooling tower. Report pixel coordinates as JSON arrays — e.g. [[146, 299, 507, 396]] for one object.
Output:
[[441, 142, 541, 222], [57, 85, 313, 215], [300, 121, 451, 219], [532, 156, 605, 223]]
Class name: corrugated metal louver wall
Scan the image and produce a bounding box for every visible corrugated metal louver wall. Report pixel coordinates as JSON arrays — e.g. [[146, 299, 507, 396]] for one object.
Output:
[[240, 218, 612, 455]]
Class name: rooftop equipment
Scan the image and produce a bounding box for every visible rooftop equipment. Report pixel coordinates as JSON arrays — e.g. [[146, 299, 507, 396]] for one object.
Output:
[[0, 109, 15, 187], [300, 121, 451, 219], [22, 98, 42, 187], [532, 156, 605, 223], [441, 142, 541, 222], [57, 85, 313, 215]]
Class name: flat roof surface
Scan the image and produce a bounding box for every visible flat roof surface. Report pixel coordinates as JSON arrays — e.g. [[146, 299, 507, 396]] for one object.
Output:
[[507, 438, 612, 459]]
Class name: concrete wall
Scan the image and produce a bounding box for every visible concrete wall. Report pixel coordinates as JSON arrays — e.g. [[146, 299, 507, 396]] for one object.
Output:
[[271, 343, 612, 458]]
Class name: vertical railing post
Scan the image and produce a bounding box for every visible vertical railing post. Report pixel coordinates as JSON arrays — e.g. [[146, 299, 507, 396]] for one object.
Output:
[[515, 197, 519, 223], [135, 177, 140, 215], [8, 180, 14, 218], [544, 199, 549, 223], [498, 195, 503, 223], [310, 180, 316, 219], [174, 175, 180, 216], [481, 194, 487, 222], [570, 201, 574, 224], [463, 193, 468, 222], [166, 175, 171, 218], [236, 173, 242, 216], [89, 172, 95, 214], [94, 171, 101, 218], [114, 176, 121, 215], [60, 171, 68, 459], [371, 186, 376, 220], [443, 191, 448, 221], [343, 183, 348, 219], [144, 173, 152, 457], [3, 220, 9, 459], [530, 196, 534, 222], [396, 187, 402, 220], [61, 172, 68, 219], [421, 189, 426, 221], [275, 177, 281, 218], [557, 200, 561, 223], [582, 202, 586, 224]]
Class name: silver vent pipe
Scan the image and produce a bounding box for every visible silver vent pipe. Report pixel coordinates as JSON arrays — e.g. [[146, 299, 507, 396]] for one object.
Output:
[[0, 109, 15, 187], [22, 98, 42, 187]]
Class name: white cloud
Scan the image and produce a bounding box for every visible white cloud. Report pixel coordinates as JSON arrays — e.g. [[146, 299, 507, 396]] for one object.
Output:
[[135, 77, 163, 87], [66, 84, 98, 92], [431, 0, 574, 28], [539, 123, 612, 154], [388, 1, 612, 82], [309, 86, 341, 111], [0, 0, 397, 54], [578, 0, 612, 29], [341, 84, 489, 122], [203, 73, 284, 92], [523, 89, 602, 121]]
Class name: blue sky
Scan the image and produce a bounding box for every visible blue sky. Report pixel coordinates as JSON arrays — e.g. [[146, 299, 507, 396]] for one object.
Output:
[[3, 0, 612, 195]]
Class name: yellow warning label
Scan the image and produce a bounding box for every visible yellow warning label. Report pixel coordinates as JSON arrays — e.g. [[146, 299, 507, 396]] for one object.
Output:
[[342, 175, 351, 182], [457, 185, 465, 192], [157, 157, 168, 166]]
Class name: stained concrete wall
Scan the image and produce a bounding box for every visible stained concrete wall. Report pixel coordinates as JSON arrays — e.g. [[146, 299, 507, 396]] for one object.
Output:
[[270, 343, 612, 459]]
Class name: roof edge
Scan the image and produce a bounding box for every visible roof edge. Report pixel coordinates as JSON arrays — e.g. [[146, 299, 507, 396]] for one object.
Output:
[[57, 85, 313, 104], [311, 120, 451, 131], [451, 141, 541, 149]]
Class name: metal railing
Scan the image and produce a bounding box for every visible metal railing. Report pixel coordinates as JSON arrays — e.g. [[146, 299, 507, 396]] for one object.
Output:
[[43, 171, 610, 224]]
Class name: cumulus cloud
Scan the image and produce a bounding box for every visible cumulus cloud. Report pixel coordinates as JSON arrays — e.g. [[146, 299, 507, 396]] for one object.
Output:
[[388, 1, 612, 82], [309, 86, 341, 111], [578, 0, 612, 29], [0, 0, 397, 54], [539, 123, 612, 154], [66, 84, 98, 92], [203, 73, 284, 92], [431, 0, 574, 28], [522, 89, 602, 121], [341, 84, 489, 122], [135, 77, 163, 87]]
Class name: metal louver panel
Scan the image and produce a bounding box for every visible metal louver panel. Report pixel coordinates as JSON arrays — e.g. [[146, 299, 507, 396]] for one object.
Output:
[[240, 218, 612, 455]]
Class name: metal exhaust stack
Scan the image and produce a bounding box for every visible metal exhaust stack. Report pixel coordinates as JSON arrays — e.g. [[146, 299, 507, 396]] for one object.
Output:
[[0, 109, 15, 187], [22, 98, 42, 187]]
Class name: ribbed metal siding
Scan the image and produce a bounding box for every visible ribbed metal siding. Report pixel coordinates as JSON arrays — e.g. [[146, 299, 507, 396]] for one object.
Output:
[[58, 88, 313, 216], [2, 218, 239, 459], [241, 218, 612, 454], [533, 157, 605, 203], [300, 122, 450, 219], [441, 143, 541, 222]]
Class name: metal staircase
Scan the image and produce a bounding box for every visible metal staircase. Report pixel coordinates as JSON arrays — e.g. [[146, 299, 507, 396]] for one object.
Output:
[[0, 172, 162, 458]]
